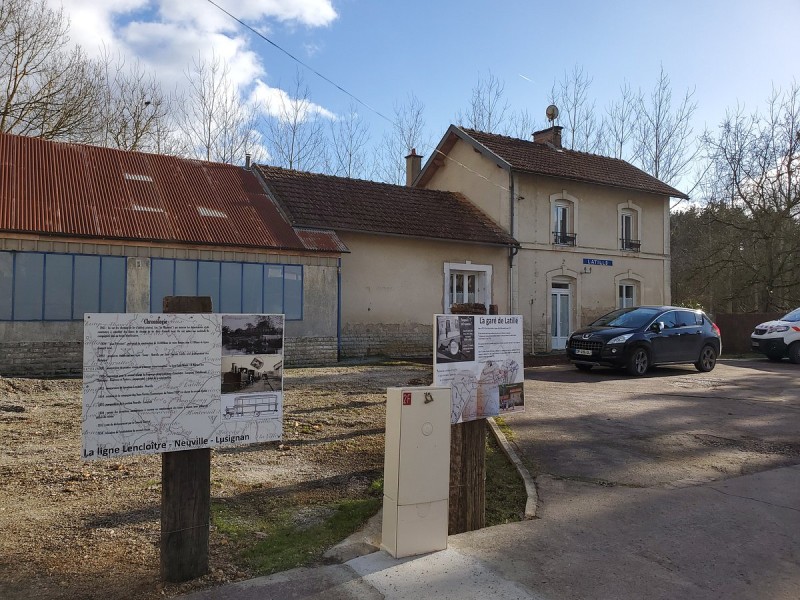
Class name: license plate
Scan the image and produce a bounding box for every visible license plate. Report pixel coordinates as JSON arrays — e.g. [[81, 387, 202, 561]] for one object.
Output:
[[575, 348, 593, 356], [751, 342, 759, 350]]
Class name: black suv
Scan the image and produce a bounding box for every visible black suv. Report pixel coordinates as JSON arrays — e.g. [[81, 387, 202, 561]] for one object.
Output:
[[567, 306, 722, 376]]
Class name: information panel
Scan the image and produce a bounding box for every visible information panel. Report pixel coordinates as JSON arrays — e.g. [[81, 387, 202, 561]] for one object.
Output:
[[82, 313, 284, 461], [433, 314, 525, 424]]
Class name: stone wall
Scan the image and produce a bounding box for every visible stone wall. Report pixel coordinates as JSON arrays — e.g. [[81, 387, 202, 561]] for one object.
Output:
[[0, 340, 83, 377], [284, 337, 339, 367], [340, 322, 433, 359], [0, 336, 340, 377]]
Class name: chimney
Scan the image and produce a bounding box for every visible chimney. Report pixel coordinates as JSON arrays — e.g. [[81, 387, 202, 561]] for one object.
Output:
[[532, 126, 563, 149], [405, 148, 422, 186], [245, 153, 252, 170]]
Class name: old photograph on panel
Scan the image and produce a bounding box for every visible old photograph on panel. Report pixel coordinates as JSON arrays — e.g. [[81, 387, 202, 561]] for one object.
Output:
[[221, 354, 283, 394], [435, 315, 475, 363], [220, 314, 284, 421], [221, 314, 284, 356]]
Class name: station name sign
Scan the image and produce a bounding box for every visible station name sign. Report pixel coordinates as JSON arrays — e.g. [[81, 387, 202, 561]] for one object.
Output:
[[583, 258, 613, 266]]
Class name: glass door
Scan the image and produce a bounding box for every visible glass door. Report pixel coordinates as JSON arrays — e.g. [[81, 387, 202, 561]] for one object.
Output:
[[551, 283, 571, 350]]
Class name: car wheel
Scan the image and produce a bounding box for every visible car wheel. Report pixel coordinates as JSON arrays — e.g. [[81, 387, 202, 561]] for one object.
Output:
[[575, 363, 593, 372], [789, 342, 800, 365], [449, 339, 460, 356], [695, 345, 718, 372], [626, 347, 649, 376]]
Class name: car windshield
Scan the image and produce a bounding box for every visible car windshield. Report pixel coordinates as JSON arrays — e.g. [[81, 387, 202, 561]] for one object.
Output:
[[591, 307, 662, 328], [781, 308, 800, 322]]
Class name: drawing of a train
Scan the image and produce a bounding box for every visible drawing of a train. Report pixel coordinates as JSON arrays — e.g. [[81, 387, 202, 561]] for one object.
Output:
[[223, 393, 279, 418]]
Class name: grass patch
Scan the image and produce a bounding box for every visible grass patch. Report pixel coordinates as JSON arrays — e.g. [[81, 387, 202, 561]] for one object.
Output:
[[485, 431, 527, 526], [492, 416, 515, 441], [212, 496, 381, 576]]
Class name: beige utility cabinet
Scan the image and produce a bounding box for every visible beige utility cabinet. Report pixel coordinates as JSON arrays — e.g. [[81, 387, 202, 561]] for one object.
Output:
[[381, 386, 451, 558]]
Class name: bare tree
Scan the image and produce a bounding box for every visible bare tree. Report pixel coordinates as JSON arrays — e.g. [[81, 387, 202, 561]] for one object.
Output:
[[95, 49, 172, 152], [549, 65, 603, 152], [603, 82, 639, 159], [455, 71, 510, 133], [507, 108, 536, 140], [176, 54, 261, 164], [329, 102, 370, 178], [373, 93, 429, 185], [262, 70, 328, 172], [673, 83, 800, 312], [633, 67, 698, 187], [0, 0, 103, 141]]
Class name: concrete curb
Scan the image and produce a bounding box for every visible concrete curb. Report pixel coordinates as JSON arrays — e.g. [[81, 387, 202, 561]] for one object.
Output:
[[487, 418, 538, 519], [325, 417, 539, 564]]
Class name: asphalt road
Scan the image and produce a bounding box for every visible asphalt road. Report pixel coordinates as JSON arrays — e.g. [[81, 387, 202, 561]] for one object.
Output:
[[508, 358, 800, 492]]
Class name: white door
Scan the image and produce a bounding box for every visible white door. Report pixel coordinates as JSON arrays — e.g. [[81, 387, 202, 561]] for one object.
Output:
[[551, 283, 571, 350]]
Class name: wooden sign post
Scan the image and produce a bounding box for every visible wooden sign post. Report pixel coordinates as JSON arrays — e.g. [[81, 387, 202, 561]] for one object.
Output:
[[449, 419, 486, 534], [446, 304, 488, 535], [160, 296, 213, 583]]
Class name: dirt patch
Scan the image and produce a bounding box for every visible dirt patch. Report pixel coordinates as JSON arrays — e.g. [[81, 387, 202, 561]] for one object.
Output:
[[0, 362, 431, 600]]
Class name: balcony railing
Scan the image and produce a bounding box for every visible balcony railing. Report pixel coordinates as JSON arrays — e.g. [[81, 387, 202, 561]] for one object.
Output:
[[620, 238, 641, 252], [553, 231, 577, 246]]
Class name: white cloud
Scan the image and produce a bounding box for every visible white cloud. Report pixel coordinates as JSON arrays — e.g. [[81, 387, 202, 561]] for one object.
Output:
[[120, 21, 264, 89], [54, 0, 150, 58], [44, 0, 339, 125], [250, 80, 336, 122]]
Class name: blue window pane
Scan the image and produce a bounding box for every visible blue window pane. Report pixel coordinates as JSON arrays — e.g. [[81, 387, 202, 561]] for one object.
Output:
[[44, 254, 73, 320], [197, 261, 220, 312], [264, 266, 283, 313], [150, 259, 175, 312], [175, 260, 198, 296], [242, 264, 263, 313], [0, 252, 12, 320], [284, 265, 303, 320], [101, 257, 126, 313], [220, 262, 242, 313], [14, 253, 44, 320], [74, 255, 100, 319]]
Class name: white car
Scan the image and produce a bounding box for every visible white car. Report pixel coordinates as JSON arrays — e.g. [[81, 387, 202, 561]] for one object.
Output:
[[751, 308, 800, 364]]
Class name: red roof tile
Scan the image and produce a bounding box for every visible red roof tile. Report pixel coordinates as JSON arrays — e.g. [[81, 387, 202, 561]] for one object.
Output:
[[254, 165, 517, 247], [0, 132, 343, 253], [446, 127, 688, 199]]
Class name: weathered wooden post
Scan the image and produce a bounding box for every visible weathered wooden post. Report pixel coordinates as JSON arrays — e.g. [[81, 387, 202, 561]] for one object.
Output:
[[448, 303, 487, 534], [449, 419, 486, 534], [160, 296, 213, 582]]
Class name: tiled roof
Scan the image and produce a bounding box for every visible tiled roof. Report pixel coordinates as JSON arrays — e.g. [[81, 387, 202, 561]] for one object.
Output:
[[460, 128, 688, 199], [0, 132, 345, 253], [254, 165, 517, 246]]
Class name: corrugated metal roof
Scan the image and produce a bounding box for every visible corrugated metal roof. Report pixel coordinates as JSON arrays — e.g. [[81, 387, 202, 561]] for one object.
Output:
[[0, 132, 344, 253]]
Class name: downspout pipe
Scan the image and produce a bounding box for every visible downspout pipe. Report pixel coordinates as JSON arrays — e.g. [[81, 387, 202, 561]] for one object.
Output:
[[508, 170, 516, 315], [337, 257, 342, 361]]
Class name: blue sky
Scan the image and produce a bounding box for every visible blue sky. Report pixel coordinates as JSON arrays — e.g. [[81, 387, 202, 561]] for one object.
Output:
[[54, 0, 798, 172]]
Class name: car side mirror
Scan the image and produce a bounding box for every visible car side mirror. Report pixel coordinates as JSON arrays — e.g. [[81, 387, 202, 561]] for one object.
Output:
[[652, 322, 664, 333]]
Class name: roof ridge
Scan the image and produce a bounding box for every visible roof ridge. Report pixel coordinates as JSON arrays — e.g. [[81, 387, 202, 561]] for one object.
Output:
[[0, 130, 232, 169], [464, 127, 628, 162], [459, 127, 687, 198], [254, 163, 467, 197]]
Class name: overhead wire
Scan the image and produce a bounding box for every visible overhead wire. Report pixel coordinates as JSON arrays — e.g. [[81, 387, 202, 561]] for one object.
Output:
[[205, 0, 688, 209], [204, 0, 392, 125], [204, 0, 527, 201]]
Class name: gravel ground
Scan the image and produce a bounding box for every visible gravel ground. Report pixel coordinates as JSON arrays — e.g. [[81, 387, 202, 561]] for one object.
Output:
[[0, 362, 432, 600]]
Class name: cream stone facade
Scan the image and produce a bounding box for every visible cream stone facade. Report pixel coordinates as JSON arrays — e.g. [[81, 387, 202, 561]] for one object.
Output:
[[419, 126, 684, 354], [337, 232, 509, 357]]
